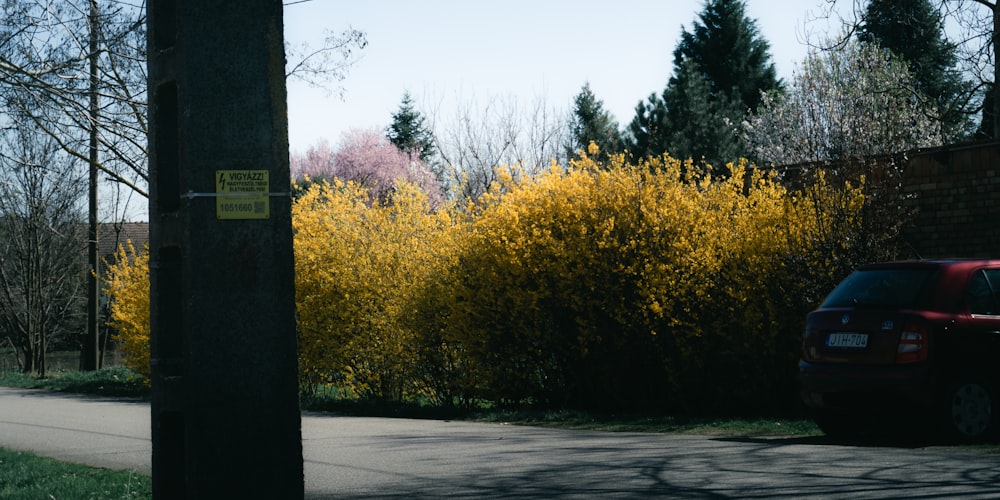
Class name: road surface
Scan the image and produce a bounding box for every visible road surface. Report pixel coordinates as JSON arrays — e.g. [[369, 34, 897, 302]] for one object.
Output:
[[1, 387, 998, 498]]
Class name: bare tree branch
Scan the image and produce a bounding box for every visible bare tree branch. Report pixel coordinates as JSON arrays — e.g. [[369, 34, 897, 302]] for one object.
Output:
[[285, 27, 367, 97]]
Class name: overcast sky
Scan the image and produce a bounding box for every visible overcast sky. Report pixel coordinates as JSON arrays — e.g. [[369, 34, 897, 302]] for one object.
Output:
[[282, 1, 848, 154]]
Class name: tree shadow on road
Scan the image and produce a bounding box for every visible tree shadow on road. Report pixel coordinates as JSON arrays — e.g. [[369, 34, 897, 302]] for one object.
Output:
[[714, 433, 1000, 452]]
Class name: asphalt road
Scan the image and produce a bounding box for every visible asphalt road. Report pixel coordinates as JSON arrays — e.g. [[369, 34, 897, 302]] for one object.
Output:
[[1, 387, 999, 498]]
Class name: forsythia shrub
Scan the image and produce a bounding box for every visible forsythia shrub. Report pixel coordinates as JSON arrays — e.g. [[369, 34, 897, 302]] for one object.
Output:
[[104, 242, 150, 378], [293, 178, 457, 401], [430, 150, 866, 412], [683, 164, 866, 412], [439, 154, 719, 408]]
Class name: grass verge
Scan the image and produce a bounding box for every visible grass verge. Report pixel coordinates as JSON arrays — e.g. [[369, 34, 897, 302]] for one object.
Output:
[[300, 387, 821, 437], [469, 409, 821, 436], [0, 366, 149, 399], [0, 446, 150, 499]]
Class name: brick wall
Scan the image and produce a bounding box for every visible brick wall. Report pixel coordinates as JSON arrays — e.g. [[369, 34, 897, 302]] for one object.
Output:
[[900, 142, 1000, 258]]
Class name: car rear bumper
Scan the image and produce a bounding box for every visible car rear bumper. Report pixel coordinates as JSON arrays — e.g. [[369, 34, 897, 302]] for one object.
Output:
[[799, 360, 935, 410]]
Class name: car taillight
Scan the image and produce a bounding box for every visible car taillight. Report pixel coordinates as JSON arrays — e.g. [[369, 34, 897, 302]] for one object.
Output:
[[895, 325, 928, 363]]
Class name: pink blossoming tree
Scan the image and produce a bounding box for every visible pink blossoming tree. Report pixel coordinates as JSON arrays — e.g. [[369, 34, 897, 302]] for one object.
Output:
[[292, 128, 443, 209]]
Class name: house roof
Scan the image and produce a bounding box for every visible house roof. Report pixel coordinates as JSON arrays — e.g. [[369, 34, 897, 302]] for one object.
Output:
[[97, 222, 149, 260]]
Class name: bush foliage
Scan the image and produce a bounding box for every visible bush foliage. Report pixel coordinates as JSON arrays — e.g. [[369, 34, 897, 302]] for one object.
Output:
[[293, 178, 458, 401], [104, 242, 150, 379], [104, 149, 868, 413]]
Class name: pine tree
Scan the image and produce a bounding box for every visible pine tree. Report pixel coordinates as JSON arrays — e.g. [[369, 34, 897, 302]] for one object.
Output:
[[858, 0, 973, 140], [387, 91, 435, 162], [673, 0, 777, 113], [626, 93, 669, 161], [567, 82, 623, 158], [663, 59, 744, 166], [628, 0, 780, 166]]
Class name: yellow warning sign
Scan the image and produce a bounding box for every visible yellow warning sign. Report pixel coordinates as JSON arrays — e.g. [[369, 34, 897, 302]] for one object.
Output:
[[216, 170, 269, 220]]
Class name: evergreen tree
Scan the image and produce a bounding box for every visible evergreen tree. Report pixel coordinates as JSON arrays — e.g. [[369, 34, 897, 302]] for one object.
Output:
[[666, 0, 779, 165], [387, 91, 435, 162], [567, 82, 623, 158], [628, 0, 780, 166], [663, 59, 744, 166], [626, 92, 669, 160], [858, 0, 973, 140]]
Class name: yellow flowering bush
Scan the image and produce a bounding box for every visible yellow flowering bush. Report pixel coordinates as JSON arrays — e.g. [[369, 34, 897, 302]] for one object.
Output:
[[427, 150, 867, 411], [103, 242, 150, 378], [293, 178, 457, 401], [436, 154, 707, 406], [677, 164, 865, 411]]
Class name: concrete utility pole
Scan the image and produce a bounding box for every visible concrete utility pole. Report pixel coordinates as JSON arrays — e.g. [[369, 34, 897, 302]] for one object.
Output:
[[146, 1, 303, 497]]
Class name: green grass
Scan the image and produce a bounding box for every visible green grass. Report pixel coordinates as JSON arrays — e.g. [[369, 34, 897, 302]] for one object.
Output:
[[299, 387, 822, 437], [0, 365, 150, 399], [469, 409, 822, 436], [0, 447, 150, 499]]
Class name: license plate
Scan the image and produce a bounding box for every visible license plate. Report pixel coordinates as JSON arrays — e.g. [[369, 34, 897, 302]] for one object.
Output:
[[826, 332, 869, 349]]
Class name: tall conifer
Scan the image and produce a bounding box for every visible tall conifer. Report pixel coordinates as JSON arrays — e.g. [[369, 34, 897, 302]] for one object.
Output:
[[387, 92, 435, 162], [628, 0, 780, 166], [568, 83, 623, 159]]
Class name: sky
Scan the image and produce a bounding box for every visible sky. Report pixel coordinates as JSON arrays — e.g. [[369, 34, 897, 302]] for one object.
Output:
[[282, 0, 848, 154]]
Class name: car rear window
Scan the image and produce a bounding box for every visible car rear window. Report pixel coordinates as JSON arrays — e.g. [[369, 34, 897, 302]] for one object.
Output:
[[821, 268, 937, 309]]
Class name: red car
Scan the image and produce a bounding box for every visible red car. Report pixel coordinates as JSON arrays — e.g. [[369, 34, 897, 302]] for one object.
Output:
[[799, 259, 1000, 442]]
